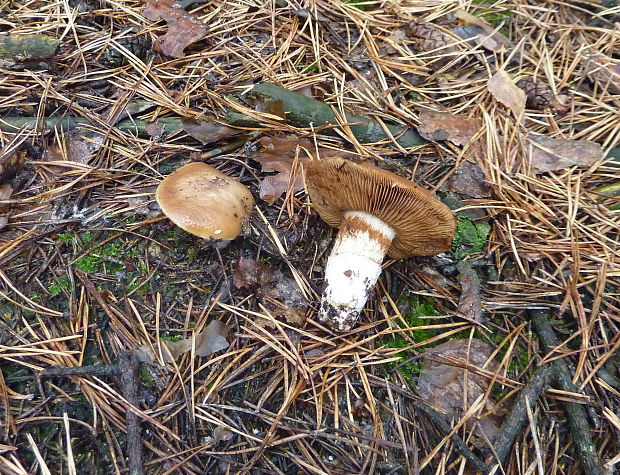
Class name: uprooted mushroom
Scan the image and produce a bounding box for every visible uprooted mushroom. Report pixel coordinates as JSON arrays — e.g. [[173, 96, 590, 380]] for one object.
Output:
[[156, 162, 255, 240], [306, 157, 456, 331]]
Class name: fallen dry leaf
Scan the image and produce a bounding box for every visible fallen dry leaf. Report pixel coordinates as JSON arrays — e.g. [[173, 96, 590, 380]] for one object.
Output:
[[488, 71, 526, 119], [255, 135, 312, 204], [143, 0, 208, 58], [418, 338, 501, 444], [528, 135, 604, 173], [417, 109, 480, 146], [162, 320, 229, 362], [182, 119, 243, 144], [456, 261, 483, 323], [441, 161, 491, 198], [583, 54, 620, 95], [234, 256, 307, 328], [452, 25, 502, 52]]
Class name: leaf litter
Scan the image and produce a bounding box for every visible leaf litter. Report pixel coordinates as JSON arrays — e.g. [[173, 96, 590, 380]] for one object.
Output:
[[161, 320, 230, 362], [1, 0, 619, 474]]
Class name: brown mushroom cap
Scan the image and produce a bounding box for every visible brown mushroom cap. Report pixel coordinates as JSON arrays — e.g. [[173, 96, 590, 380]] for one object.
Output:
[[156, 162, 254, 240], [306, 157, 456, 258]]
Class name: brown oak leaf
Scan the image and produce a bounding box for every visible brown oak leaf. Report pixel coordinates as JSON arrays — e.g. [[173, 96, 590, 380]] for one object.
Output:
[[143, 0, 208, 58]]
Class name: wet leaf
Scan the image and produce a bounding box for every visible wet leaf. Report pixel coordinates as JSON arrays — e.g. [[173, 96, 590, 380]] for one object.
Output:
[[182, 119, 243, 144], [441, 161, 491, 198], [417, 109, 480, 146], [418, 338, 501, 443], [456, 261, 483, 324], [143, 0, 208, 58], [488, 71, 526, 119], [583, 54, 620, 95], [528, 135, 604, 173], [162, 320, 229, 362], [255, 135, 312, 204]]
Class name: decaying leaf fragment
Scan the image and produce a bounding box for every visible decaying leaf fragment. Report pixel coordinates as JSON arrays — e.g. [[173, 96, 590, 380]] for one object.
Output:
[[488, 71, 526, 119], [441, 161, 491, 198], [143, 0, 208, 58], [233, 256, 307, 328], [162, 320, 229, 362], [45, 132, 104, 166], [418, 338, 501, 444], [0, 184, 12, 231], [255, 136, 311, 204], [528, 135, 604, 173], [417, 109, 480, 146]]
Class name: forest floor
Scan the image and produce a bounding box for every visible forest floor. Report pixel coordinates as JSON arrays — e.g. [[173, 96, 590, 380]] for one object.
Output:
[[0, 0, 619, 474]]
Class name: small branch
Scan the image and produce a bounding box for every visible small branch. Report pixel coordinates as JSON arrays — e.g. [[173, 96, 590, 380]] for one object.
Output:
[[41, 353, 145, 475], [528, 309, 604, 475], [416, 402, 490, 474], [0, 35, 60, 68], [490, 365, 553, 468], [248, 82, 426, 148]]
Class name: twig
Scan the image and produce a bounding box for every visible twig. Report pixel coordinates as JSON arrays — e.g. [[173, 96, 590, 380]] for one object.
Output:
[[415, 402, 490, 474], [528, 309, 604, 475], [41, 353, 145, 475], [490, 365, 553, 469], [248, 82, 425, 147]]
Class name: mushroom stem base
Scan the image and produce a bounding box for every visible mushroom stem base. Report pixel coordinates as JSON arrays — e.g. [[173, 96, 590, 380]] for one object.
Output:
[[319, 211, 395, 331]]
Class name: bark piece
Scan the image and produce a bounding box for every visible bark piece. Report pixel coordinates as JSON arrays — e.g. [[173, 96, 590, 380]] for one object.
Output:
[[0, 35, 60, 68]]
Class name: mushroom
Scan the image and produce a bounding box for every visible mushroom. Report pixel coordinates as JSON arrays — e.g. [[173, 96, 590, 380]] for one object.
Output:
[[156, 162, 254, 240], [306, 157, 456, 331]]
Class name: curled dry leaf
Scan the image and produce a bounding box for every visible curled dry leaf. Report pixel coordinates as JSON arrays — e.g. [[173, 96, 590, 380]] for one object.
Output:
[[453, 9, 511, 49], [441, 161, 491, 198], [488, 71, 526, 119], [456, 261, 483, 324], [418, 338, 501, 444], [528, 135, 604, 173], [143, 0, 208, 58], [255, 135, 311, 204], [583, 54, 620, 95], [162, 320, 229, 363], [417, 109, 480, 146]]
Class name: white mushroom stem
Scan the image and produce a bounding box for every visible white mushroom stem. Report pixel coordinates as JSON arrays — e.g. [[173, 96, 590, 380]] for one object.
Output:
[[319, 211, 396, 331]]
